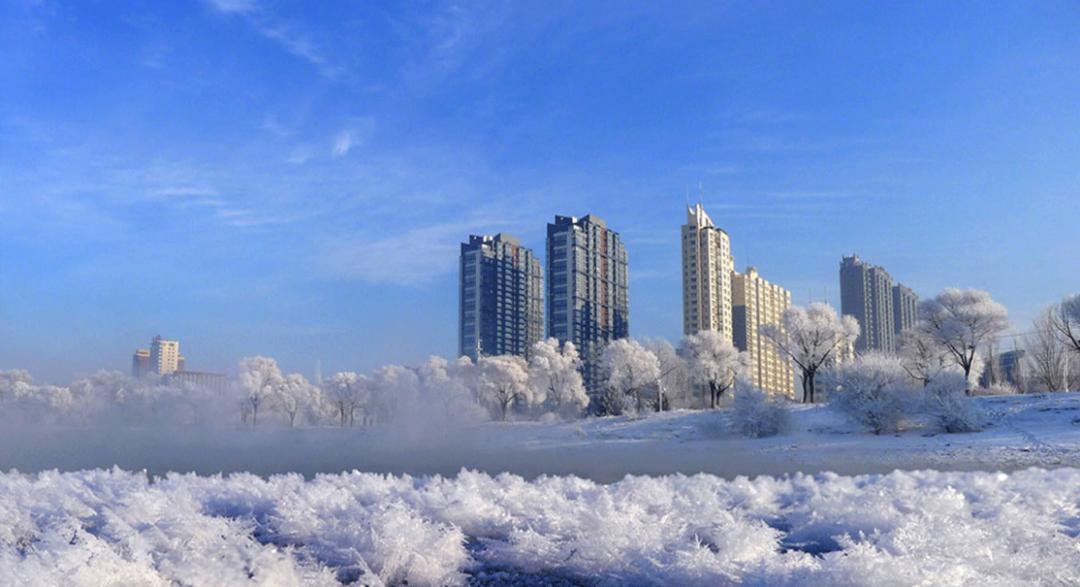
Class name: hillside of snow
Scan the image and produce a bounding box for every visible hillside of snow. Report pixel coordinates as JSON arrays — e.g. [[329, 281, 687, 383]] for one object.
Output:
[[2, 466, 1079, 586], [2, 392, 1079, 481]]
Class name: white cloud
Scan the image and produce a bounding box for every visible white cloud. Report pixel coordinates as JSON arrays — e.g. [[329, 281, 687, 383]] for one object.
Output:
[[202, 0, 342, 79], [204, 0, 257, 15], [148, 186, 220, 199], [287, 146, 314, 165], [316, 209, 522, 286], [332, 131, 354, 157]]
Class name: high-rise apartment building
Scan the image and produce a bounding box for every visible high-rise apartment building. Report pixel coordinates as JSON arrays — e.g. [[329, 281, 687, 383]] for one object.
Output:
[[681, 204, 735, 341], [546, 214, 629, 394], [732, 267, 795, 398], [131, 349, 151, 379], [892, 283, 919, 337], [149, 336, 183, 376], [164, 370, 230, 392], [839, 255, 896, 353], [458, 233, 544, 361]]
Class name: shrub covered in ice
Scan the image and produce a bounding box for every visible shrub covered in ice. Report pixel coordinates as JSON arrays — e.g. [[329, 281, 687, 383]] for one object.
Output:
[[732, 386, 789, 438], [824, 353, 916, 434], [924, 373, 987, 433], [2, 467, 1080, 586]]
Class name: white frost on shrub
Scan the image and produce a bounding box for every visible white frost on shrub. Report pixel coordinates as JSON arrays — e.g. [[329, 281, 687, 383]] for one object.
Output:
[[824, 353, 916, 434], [924, 373, 987, 433], [3, 468, 1080, 586], [732, 386, 789, 438]]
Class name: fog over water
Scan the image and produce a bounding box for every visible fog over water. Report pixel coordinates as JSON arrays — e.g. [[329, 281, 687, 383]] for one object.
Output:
[[0, 420, 1054, 484], [4, 365, 1078, 483]]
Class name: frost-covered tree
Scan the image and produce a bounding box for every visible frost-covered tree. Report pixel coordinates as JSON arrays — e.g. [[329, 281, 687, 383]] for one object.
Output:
[[823, 353, 914, 435], [1027, 309, 1069, 392], [418, 356, 454, 413], [897, 328, 952, 387], [237, 356, 284, 426], [0, 369, 34, 399], [761, 303, 860, 404], [1051, 294, 1080, 354], [918, 289, 1009, 394], [323, 372, 369, 426], [0, 369, 74, 423], [450, 355, 479, 401], [476, 355, 534, 421], [643, 338, 690, 411], [682, 331, 750, 409], [67, 370, 160, 422], [528, 338, 589, 418], [271, 373, 320, 427], [371, 365, 421, 424], [419, 355, 485, 422], [599, 339, 660, 415]]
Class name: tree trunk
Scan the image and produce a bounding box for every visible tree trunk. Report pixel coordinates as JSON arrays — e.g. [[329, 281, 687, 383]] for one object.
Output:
[[961, 361, 973, 396], [801, 371, 814, 404]]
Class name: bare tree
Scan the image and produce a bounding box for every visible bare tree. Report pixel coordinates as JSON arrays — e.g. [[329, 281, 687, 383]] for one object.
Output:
[[761, 303, 860, 404], [918, 289, 1009, 394], [1050, 294, 1080, 354], [982, 336, 1002, 388], [1027, 309, 1069, 392]]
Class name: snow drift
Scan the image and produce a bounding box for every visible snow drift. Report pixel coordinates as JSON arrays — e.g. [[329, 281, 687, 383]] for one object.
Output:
[[2, 467, 1079, 586]]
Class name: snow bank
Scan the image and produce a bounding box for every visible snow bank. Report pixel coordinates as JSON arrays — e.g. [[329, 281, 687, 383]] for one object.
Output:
[[3, 467, 1079, 586]]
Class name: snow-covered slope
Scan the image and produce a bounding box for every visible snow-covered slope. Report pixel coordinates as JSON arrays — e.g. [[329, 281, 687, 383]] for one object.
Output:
[[2, 466, 1079, 586]]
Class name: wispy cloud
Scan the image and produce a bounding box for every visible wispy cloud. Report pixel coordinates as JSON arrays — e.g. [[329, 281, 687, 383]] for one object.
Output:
[[332, 131, 354, 157], [315, 205, 528, 286], [147, 186, 220, 199], [287, 145, 315, 165], [203, 0, 257, 14], [203, 0, 343, 79], [316, 222, 473, 286]]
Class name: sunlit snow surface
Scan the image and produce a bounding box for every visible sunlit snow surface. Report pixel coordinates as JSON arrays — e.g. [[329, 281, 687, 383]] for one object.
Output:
[[2, 467, 1080, 586], [4, 393, 1080, 585]]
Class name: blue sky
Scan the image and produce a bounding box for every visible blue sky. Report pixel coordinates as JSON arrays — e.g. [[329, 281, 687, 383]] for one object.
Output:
[[2, 0, 1078, 382]]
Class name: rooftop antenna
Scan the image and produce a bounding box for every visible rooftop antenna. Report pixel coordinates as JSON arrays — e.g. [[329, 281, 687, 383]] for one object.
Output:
[[684, 185, 690, 209]]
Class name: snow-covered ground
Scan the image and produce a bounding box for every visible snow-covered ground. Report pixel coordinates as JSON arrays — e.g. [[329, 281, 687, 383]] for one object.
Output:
[[3, 466, 1079, 586], [2, 392, 1078, 481], [3, 393, 1080, 584]]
